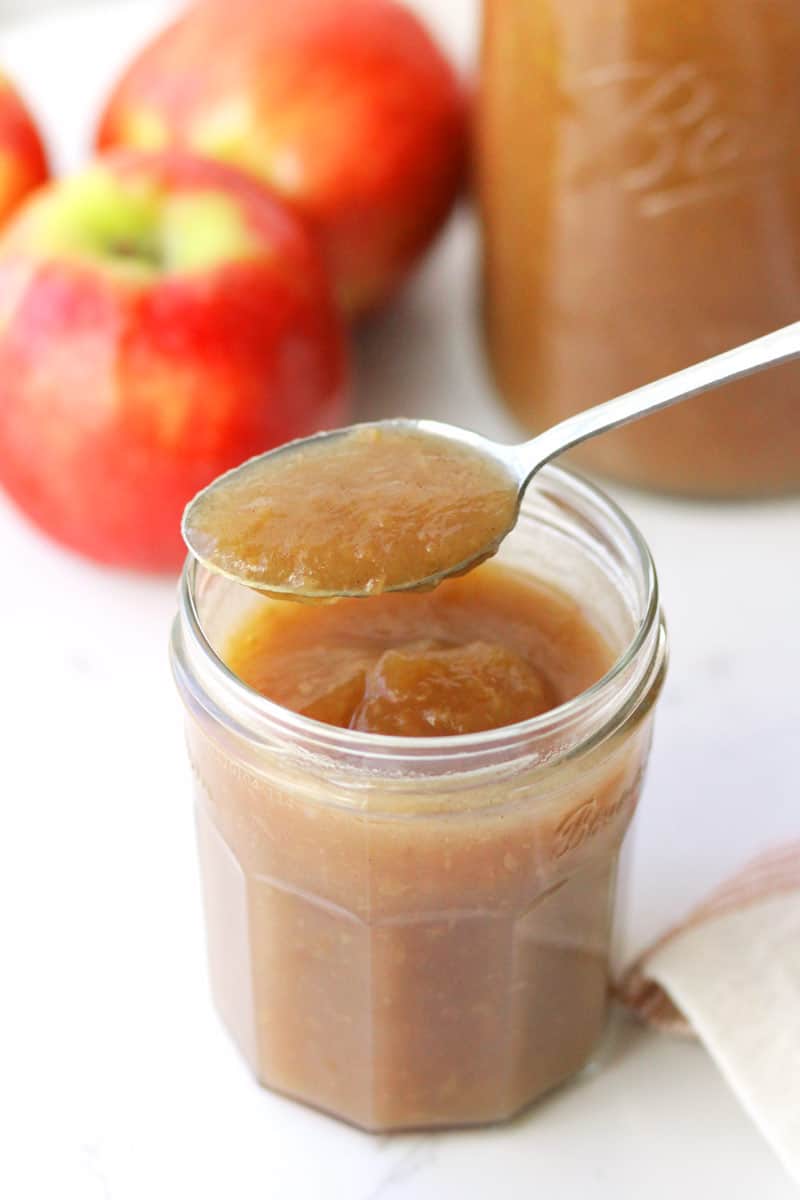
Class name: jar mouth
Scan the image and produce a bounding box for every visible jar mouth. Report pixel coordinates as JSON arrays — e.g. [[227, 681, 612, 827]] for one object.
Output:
[[171, 464, 663, 770]]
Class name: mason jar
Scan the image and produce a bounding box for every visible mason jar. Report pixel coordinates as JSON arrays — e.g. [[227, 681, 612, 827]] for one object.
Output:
[[478, 0, 800, 495], [170, 466, 667, 1130]]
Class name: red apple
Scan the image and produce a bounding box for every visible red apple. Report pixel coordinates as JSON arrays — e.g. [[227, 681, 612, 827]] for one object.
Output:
[[0, 150, 348, 570], [0, 71, 48, 227], [96, 0, 467, 316]]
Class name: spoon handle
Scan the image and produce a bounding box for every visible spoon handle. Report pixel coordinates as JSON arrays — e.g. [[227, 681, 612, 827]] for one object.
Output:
[[517, 319, 800, 482]]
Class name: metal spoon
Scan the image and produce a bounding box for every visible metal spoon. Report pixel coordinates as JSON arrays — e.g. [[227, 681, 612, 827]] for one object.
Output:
[[183, 319, 800, 599]]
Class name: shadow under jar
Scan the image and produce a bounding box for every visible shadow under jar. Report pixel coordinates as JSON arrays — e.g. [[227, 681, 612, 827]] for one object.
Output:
[[170, 467, 667, 1131], [478, 0, 800, 496]]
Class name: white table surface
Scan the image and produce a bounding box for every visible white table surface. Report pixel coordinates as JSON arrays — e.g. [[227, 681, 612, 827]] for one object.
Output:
[[1, 3, 798, 1197]]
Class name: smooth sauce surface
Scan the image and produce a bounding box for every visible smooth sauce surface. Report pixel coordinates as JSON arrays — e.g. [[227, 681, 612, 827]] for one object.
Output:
[[186, 425, 519, 597], [224, 562, 614, 737]]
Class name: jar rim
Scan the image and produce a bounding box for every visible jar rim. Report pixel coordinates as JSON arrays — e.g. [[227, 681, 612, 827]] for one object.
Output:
[[171, 464, 663, 770]]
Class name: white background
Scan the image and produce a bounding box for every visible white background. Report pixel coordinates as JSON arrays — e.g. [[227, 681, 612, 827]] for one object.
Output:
[[1, 2, 798, 1196]]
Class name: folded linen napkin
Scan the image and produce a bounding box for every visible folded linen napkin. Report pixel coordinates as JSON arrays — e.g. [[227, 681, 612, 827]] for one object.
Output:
[[619, 842, 800, 1185]]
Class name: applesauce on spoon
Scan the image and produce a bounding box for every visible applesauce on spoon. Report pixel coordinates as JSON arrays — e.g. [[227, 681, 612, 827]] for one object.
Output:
[[183, 320, 800, 599], [183, 422, 520, 598]]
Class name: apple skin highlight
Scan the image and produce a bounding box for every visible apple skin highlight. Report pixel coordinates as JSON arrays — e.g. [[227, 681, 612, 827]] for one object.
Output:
[[97, 0, 467, 316], [0, 151, 349, 570]]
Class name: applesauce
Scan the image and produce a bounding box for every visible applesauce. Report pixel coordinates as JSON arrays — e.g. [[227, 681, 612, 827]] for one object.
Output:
[[224, 565, 607, 735], [171, 466, 666, 1130], [185, 424, 518, 597], [478, 0, 800, 495]]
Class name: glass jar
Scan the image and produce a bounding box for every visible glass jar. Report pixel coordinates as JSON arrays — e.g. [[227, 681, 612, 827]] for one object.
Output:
[[478, 0, 800, 496], [170, 467, 667, 1131]]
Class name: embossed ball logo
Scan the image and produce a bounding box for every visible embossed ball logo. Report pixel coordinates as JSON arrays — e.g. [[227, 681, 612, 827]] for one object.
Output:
[[569, 61, 774, 216]]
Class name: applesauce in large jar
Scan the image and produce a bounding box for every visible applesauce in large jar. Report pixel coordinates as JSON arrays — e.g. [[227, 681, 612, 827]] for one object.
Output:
[[478, 0, 800, 495], [171, 466, 667, 1130]]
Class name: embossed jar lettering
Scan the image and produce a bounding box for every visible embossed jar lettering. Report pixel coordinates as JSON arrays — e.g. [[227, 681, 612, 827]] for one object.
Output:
[[479, 0, 800, 495], [570, 61, 784, 216]]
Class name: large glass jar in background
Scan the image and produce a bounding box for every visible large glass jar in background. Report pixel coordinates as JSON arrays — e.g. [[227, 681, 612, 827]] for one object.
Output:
[[171, 469, 666, 1131], [478, 0, 800, 496]]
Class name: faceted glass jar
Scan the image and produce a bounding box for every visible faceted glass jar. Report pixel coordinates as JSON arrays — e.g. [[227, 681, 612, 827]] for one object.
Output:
[[170, 467, 667, 1131], [478, 0, 800, 496]]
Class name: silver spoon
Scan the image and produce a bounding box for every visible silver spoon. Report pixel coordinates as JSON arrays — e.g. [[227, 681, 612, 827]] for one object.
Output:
[[183, 319, 800, 599]]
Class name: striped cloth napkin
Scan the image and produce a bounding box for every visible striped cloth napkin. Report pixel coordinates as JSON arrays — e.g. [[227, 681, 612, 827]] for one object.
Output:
[[619, 842, 800, 1185]]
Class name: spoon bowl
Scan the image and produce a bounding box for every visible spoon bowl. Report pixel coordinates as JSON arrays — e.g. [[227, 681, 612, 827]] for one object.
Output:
[[182, 416, 521, 600], [183, 320, 800, 599]]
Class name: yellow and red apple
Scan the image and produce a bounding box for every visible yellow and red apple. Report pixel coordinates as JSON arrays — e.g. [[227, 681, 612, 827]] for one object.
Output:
[[0, 72, 48, 227], [97, 0, 467, 316], [0, 151, 348, 570]]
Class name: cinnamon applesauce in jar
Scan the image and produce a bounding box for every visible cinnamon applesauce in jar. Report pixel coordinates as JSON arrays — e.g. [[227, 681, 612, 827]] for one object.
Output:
[[478, 0, 800, 495], [171, 466, 666, 1130]]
